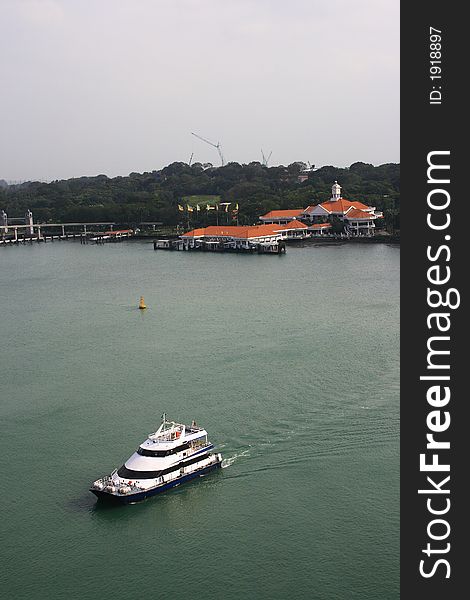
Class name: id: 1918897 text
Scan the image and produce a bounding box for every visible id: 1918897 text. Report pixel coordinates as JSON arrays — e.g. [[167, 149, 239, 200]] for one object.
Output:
[[429, 27, 442, 105]]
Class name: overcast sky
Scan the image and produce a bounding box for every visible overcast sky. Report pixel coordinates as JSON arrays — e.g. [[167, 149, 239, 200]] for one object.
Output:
[[0, 0, 399, 181]]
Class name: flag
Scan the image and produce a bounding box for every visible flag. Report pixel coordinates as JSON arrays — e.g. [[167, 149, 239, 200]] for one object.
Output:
[[187, 205, 193, 212], [235, 203, 239, 210], [178, 204, 184, 212], [196, 204, 200, 211]]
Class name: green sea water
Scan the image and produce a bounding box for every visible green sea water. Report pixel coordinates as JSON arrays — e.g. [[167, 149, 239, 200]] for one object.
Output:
[[0, 240, 399, 600]]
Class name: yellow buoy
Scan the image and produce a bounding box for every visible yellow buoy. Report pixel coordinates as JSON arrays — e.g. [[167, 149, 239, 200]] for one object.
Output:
[[138, 296, 147, 310]]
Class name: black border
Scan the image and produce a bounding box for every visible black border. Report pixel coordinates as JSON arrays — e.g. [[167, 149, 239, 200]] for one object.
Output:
[[401, 3, 465, 597]]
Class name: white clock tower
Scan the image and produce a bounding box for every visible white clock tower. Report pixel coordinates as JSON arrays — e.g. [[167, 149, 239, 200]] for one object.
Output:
[[331, 181, 341, 201]]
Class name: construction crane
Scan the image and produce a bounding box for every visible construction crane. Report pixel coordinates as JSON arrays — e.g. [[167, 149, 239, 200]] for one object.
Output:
[[261, 149, 272, 167], [191, 132, 225, 166]]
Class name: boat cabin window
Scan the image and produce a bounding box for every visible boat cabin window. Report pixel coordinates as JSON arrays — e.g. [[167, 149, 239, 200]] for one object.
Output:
[[137, 442, 190, 457], [190, 436, 209, 448], [118, 453, 211, 480]]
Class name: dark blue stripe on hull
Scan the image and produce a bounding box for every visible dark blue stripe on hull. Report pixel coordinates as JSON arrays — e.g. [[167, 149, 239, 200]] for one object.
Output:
[[91, 461, 222, 504]]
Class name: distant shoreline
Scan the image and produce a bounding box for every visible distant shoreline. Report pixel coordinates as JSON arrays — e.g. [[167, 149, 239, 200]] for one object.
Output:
[[132, 233, 400, 245]]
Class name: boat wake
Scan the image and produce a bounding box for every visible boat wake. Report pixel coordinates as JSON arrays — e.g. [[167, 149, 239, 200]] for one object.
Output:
[[222, 448, 250, 468]]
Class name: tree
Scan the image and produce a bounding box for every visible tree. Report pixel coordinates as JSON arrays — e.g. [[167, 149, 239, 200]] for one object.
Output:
[[1, 161, 400, 230]]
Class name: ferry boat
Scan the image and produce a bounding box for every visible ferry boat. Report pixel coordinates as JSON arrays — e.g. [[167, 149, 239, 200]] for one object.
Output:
[[90, 415, 222, 503]]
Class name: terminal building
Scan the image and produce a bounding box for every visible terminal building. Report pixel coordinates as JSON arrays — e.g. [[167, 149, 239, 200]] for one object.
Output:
[[180, 221, 311, 250], [259, 182, 383, 236]]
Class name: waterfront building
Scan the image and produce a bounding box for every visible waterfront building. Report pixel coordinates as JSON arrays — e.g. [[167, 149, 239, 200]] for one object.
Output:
[[258, 209, 304, 224], [301, 182, 382, 235], [297, 164, 315, 183], [342, 209, 379, 236], [257, 182, 383, 237], [308, 223, 333, 235], [278, 220, 310, 239], [181, 220, 315, 248], [181, 224, 285, 249]]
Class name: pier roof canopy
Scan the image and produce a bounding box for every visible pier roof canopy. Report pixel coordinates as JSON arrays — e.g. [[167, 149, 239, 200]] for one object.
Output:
[[182, 224, 283, 240]]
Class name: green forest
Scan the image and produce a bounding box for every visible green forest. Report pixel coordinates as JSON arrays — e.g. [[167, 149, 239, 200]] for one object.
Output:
[[0, 161, 400, 231]]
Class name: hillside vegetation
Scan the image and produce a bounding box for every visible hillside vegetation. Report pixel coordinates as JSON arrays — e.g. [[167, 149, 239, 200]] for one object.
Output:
[[0, 161, 400, 231]]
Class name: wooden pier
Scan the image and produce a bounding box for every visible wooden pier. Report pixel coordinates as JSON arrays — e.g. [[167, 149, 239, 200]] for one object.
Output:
[[88, 230, 133, 244], [153, 238, 286, 255], [0, 232, 84, 245], [0, 222, 135, 247]]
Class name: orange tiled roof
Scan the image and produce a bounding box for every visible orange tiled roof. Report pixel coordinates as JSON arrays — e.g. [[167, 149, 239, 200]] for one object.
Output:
[[319, 198, 370, 213], [303, 198, 371, 215], [277, 220, 308, 230], [344, 208, 376, 220], [310, 223, 332, 229], [260, 209, 304, 219], [181, 224, 283, 239], [181, 227, 208, 237], [241, 224, 283, 238]]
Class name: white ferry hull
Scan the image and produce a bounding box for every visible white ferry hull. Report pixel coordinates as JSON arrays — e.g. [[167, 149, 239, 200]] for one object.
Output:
[[91, 456, 222, 504]]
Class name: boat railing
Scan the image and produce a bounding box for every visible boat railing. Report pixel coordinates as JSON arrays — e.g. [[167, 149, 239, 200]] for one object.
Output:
[[185, 425, 204, 434], [149, 433, 182, 443]]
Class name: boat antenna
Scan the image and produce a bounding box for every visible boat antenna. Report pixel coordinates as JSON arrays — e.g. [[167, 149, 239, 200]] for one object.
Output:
[[161, 412, 166, 424]]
